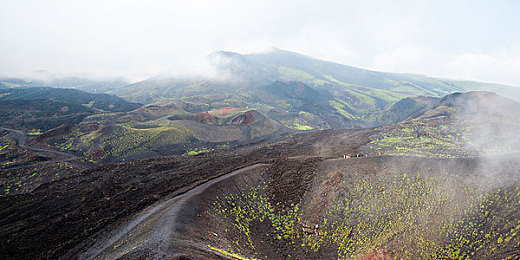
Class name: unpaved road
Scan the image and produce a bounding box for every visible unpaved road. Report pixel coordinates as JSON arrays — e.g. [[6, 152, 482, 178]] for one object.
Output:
[[79, 163, 271, 260], [1, 127, 80, 164]]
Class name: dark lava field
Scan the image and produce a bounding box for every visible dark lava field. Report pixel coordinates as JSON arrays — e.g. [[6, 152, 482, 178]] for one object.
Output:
[[2, 126, 520, 260], [1, 52, 520, 260]]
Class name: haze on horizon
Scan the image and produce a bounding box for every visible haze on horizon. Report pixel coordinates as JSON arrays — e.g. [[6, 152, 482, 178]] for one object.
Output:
[[1, 0, 519, 86]]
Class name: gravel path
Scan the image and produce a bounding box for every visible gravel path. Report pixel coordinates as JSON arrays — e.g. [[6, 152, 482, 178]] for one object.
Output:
[[1, 127, 80, 163], [79, 163, 271, 260]]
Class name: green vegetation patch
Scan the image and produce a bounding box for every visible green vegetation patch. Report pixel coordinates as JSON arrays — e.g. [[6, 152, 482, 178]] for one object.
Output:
[[208, 175, 520, 259], [368, 118, 520, 157], [27, 129, 43, 136], [210, 184, 301, 255], [329, 100, 356, 119], [184, 147, 213, 156], [51, 120, 192, 162], [304, 175, 520, 259], [281, 118, 313, 131], [298, 111, 314, 119], [0, 144, 9, 152], [368, 121, 469, 157], [0, 134, 31, 169], [278, 66, 315, 82], [0, 81, 23, 88], [207, 245, 258, 260], [1, 162, 79, 196]]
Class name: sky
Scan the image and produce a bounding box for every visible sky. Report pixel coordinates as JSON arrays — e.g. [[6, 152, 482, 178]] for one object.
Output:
[[1, 0, 519, 85]]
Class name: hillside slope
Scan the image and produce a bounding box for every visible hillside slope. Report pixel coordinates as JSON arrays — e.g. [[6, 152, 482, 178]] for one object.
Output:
[[0, 87, 141, 131], [364, 91, 520, 157], [2, 90, 520, 259], [0, 77, 128, 93], [115, 49, 520, 131], [35, 104, 285, 163], [116, 49, 520, 103]]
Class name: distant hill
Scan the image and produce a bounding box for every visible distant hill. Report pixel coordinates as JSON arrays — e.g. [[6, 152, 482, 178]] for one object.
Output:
[[114, 48, 520, 130], [36, 104, 284, 163], [118, 48, 520, 101], [392, 91, 520, 122], [2, 49, 519, 133], [0, 77, 128, 93], [0, 99, 92, 131], [2, 49, 520, 163], [377, 96, 439, 124], [2, 50, 520, 260], [0, 87, 141, 112], [0, 87, 141, 131], [363, 91, 520, 157]]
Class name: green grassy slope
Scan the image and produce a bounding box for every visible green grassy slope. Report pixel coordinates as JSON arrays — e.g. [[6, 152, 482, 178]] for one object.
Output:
[[39, 104, 283, 163], [363, 91, 520, 157], [115, 49, 520, 132]]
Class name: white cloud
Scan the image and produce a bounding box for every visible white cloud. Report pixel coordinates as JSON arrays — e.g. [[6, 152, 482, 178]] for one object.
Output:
[[442, 47, 520, 86], [0, 0, 519, 85]]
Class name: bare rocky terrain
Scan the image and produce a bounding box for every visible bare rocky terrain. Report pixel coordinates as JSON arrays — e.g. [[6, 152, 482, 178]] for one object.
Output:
[[2, 123, 519, 259], [1, 55, 520, 260]]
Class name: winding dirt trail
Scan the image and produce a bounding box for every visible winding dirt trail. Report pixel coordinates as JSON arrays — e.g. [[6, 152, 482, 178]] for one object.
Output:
[[79, 163, 271, 260], [1, 127, 80, 166]]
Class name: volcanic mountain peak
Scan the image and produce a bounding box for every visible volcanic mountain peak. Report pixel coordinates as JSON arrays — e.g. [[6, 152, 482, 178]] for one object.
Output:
[[432, 91, 520, 120], [3, 58, 520, 259]]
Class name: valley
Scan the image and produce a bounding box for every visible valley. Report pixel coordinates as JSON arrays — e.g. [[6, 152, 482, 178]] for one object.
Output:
[[0, 49, 519, 260]]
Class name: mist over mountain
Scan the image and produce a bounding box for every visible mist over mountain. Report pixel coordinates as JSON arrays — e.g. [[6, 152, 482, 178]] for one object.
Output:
[[107, 49, 520, 130], [0, 76, 128, 93], [2, 49, 519, 148], [2, 0, 520, 258], [120, 48, 520, 97], [1, 48, 520, 260]]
